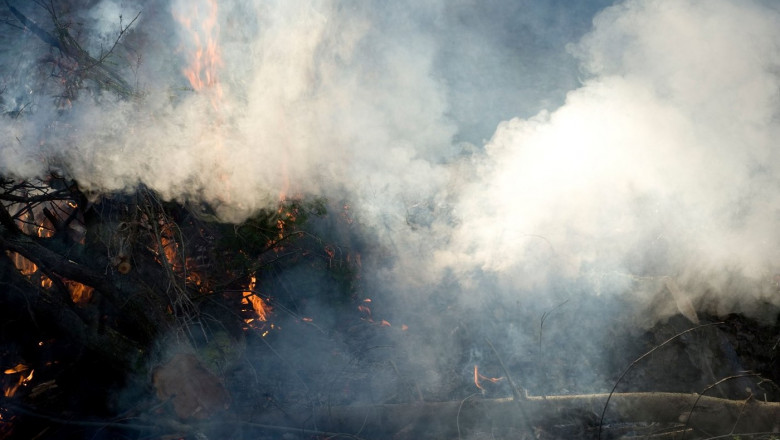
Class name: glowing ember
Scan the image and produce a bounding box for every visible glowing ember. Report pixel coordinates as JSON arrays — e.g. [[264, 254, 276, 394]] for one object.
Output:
[[356, 299, 395, 327], [3, 364, 29, 375], [473, 365, 503, 391], [3, 369, 33, 398], [6, 194, 86, 296], [154, 221, 210, 291], [66, 280, 94, 304], [7, 251, 39, 277], [7, 251, 53, 289]]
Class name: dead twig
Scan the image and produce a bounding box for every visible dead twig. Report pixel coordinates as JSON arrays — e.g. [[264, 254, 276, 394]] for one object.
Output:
[[681, 373, 763, 440], [456, 392, 480, 440], [484, 337, 535, 439], [5, 0, 137, 98], [597, 321, 724, 440], [539, 298, 570, 354]]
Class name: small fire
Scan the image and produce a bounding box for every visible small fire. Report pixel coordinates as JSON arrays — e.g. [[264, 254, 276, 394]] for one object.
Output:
[[6, 197, 92, 302], [154, 220, 210, 291], [174, 0, 222, 95], [242, 275, 272, 329], [3, 364, 29, 375], [66, 280, 94, 304], [7, 251, 93, 303], [6, 251, 52, 289], [3, 366, 33, 398], [473, 365, 503, 391], [356, 298, 397, 328], [271, 203, 300, 243]]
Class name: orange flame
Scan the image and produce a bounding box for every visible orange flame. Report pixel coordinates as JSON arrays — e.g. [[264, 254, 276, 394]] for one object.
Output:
[[7, 251, 53, 289], [6, 197, 85, 296], [3, 369, 33, 398], [8, 251, 39, 277], [3, 364, 29, 375], [173, 0, 239, 204], [66, 281, 94, 304], [242, 275, 271, 327], [155, 221, 210, 291], [174, 0, 222, 95]]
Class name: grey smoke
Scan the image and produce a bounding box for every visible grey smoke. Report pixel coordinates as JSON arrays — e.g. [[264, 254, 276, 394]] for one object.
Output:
[[2, 0, 780, 398]]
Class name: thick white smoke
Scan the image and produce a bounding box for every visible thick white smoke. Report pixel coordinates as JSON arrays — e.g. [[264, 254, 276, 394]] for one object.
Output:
[[435, 0, 780, 321], [1, 0, 455, 223], [2, 0, 780, 323]]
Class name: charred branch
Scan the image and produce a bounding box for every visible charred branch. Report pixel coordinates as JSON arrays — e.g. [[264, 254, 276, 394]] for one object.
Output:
[[1, 251, 141, 369], [0, 200, 165, 345], [3, 0, 60, 49]]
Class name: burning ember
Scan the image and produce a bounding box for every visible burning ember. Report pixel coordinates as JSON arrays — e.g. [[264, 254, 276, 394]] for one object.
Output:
[[152, 218, 211, 292], [473, 365, 503, 391], [3, 365, 33, 398], [4, 185, 92, 303], [357, 298, 399, 328]]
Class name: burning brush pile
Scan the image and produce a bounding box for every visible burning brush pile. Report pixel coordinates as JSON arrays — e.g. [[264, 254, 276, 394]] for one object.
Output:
[[1, 174, 779, 440], [2, 0, 780, 439], [0, 175, 373, 438]]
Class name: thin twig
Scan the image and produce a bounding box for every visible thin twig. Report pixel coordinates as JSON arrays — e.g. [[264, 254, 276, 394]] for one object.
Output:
[[597, 322, 723, 439], [484, 338, 524, 402], [681, 373, 761, 440], [236, 421, 368, 440], [484, 337, 535, 439], [0, 401, 157, 432], [539, 298, 570, 354], [456, 393, 479, 440], [700, 432, 780, 440]]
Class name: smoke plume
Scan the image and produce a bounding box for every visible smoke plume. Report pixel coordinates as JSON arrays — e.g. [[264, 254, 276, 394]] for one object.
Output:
[[2, 0, 780, 399], [441, 0, 780, 321]]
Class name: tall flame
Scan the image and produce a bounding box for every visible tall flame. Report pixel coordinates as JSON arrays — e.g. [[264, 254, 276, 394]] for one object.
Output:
[[172, 0, 242, 207], [174, 0, 222, 96]]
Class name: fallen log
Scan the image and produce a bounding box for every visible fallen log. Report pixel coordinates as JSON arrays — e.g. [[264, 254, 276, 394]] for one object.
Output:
[[296, 393, 780, 439]]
